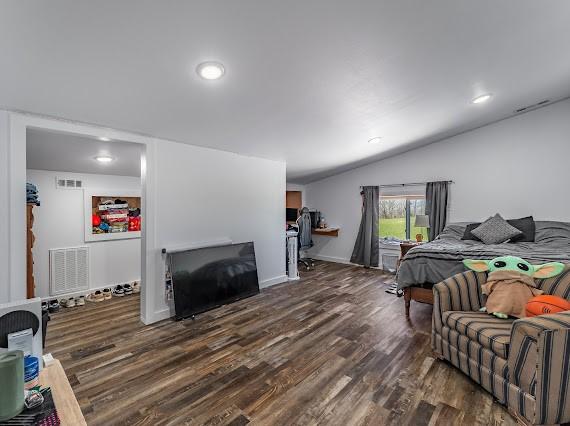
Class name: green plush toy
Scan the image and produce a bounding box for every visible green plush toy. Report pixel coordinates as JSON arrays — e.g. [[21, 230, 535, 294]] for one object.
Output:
[[463, 256, 565, 319]]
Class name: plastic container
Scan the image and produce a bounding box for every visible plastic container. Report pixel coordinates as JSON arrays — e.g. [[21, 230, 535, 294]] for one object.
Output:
[[0, 350, 24, 421], [24, 356, 39, 390]]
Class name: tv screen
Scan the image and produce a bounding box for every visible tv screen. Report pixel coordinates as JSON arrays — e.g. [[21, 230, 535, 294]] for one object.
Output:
[[286, 208, 298, 222], [169, 242, 260, 320]]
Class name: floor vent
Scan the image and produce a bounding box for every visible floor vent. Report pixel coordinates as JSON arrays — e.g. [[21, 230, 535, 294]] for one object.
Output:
[[49, 247, 89, 296], [56, 177, 83, 189]]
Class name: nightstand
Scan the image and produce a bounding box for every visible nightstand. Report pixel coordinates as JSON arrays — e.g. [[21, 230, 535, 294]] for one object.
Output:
[[399, 241, 423, 263]]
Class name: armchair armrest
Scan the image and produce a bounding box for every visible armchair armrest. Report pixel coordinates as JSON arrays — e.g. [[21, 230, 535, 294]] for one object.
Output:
[[508, 312, 570, 425], [432, 270, 486, 333]]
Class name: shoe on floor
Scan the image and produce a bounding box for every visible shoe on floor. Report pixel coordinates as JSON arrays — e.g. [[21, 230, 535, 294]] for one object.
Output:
[[48, 300, 60, 313], [123, 283, 133, 295], [113, 285, 124, 297], [132, 281, 140, 294], [60, 297, 76, 308], [102, 288, 112, 300], [75, 295, 85, 306], [86, 291, 104, 303], [41, 301, 49, 313]]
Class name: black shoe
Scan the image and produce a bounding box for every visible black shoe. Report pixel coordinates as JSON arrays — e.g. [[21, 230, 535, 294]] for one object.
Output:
[[113, 285, 125, 297], [123, 283, 133, 295], [48, 300, 60, 313]]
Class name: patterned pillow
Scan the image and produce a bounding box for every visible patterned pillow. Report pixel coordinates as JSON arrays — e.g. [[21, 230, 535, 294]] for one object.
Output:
[[471, 213, 523, 244]]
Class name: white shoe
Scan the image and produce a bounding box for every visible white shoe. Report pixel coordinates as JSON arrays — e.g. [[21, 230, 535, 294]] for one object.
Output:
[[61, 297, 76, 308]]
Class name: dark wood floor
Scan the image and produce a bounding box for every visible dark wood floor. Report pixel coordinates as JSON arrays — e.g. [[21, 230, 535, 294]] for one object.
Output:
[[46, 261, 516, 425]]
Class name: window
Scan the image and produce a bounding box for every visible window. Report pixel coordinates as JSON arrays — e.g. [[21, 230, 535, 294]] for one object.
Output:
[[379, 194, 427, 241]]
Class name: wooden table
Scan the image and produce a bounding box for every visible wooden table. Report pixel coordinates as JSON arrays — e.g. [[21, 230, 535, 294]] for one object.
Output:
[[39, 359, 86, 426], [312, 227, 339, 237]]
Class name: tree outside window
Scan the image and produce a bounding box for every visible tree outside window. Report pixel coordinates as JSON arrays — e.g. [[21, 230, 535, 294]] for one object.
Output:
[[379, 196, 427, 241]]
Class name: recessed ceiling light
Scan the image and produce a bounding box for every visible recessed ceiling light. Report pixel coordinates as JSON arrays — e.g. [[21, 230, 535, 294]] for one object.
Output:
[[196, 62, 225, 80], [94, 155, 114, 163], [471, 93, 493, 104], [368, 137, 382, 144], [99, 137, 111, 141]]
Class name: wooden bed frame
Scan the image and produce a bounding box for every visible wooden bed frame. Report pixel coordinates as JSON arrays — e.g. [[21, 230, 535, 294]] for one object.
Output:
[[399, 242, 435, 316], [403, 287, 433, 317]]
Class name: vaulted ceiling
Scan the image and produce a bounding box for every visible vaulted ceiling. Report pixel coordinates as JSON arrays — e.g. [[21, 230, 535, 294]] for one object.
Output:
[[2, 1, 570, 182]]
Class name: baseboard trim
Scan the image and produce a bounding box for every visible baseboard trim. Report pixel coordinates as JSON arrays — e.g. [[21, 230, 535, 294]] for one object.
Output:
[[42, 279, 141, 301], [309, 254, 385, 271], [260, 274, 288, 289], [310, 254, 353, 265]]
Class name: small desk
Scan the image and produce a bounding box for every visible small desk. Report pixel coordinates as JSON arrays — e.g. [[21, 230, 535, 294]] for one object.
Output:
[[312, 227, 339, 237], [40, 359, 86, 425]]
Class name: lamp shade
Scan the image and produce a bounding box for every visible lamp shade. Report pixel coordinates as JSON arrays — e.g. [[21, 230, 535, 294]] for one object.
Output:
[[414, 214, 430, 228]]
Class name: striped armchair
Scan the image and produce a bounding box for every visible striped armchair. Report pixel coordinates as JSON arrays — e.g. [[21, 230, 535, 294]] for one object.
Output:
[[432, 268, 570, 425]]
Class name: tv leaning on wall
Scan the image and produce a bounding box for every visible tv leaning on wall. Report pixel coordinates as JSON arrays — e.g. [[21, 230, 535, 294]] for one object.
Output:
[[169, 242, 260, 320]]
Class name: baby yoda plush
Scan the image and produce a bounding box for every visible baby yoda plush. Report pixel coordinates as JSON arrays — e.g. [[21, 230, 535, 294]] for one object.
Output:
[[463, 256, 565, 319]]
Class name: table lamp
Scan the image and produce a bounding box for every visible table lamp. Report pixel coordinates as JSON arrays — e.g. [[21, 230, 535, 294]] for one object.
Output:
[[414, 215, 429, 242]]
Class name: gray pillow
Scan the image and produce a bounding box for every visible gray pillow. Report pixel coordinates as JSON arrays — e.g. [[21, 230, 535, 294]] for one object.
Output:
[[471, 213, 523, 244]]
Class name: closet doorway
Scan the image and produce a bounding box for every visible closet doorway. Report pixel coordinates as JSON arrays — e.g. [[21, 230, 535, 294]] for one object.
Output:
[[25, 127, 145, 324]]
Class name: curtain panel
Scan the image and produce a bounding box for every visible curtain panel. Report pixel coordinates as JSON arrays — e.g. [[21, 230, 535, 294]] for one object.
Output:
[[425, 181, 450, 241], [350, 186, 379, 267]]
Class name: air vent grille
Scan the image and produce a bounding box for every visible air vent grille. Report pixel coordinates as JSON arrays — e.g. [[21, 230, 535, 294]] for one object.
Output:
[[514, 99, 550, 114], [56, 177, 83, 189], [49, 247, 90, 296]]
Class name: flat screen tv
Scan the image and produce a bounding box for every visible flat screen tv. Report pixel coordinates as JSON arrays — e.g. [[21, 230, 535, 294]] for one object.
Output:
[[286, 208, 298, 222], [169, 242, 260, 320]]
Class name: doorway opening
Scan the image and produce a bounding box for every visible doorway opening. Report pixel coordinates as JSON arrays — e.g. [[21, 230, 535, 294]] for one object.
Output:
[[25, 127, 145, 325]]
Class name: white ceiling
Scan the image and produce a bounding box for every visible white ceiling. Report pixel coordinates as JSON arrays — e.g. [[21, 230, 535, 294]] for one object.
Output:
[[2, 1, 570, 183], [27, 129, 142, 177]]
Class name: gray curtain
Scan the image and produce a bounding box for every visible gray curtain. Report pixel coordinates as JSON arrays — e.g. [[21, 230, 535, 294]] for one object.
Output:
[[426, 181, 449, 241], [350, 186, 379, 268]]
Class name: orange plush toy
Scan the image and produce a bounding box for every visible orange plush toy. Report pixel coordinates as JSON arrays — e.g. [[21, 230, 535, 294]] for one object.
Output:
[[526, 295, 570, 317]]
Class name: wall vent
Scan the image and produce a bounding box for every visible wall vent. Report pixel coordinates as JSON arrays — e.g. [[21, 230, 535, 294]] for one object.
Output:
[[56, 177, 83, 189], [49, 247, 89, 296], [514, 99, 550, 114]]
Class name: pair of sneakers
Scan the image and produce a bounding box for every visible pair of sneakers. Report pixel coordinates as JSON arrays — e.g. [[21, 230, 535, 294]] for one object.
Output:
[[113, 283, 133, 297], [42, 300, 60, 313], [60, 296, 86, 308], [86, 288, 113, 302]]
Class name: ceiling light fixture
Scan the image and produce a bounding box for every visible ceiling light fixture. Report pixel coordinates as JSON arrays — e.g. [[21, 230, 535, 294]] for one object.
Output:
[[471, 93, 493, 104], [94, 155, 114, 163], [368, 137, 382, 144], [196, 61, 225, 80], [99, 137, 111, 141]]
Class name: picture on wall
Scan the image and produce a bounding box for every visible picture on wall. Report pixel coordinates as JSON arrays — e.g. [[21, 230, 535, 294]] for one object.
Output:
[[84, 189, 141, 242]]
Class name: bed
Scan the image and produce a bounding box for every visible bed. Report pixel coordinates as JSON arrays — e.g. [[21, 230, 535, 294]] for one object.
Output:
[[396, 220, 570, 315]]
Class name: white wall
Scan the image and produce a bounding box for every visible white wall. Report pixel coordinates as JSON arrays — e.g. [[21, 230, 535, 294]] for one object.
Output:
[[153, 141, 286, 319], [0, 111, 10, 303], [2, 112, 287, 325], [306, 98, 570, 263], [27, 169, 142, 298]]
